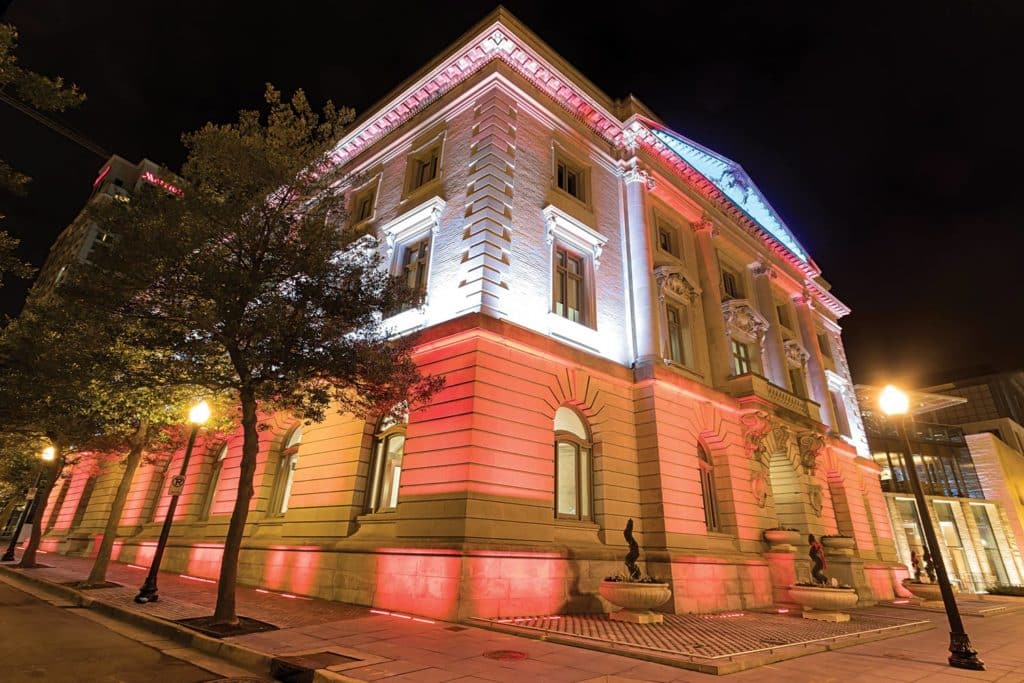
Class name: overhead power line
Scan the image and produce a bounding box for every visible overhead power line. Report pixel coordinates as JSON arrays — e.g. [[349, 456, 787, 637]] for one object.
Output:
[[0, 89, 109, 160]]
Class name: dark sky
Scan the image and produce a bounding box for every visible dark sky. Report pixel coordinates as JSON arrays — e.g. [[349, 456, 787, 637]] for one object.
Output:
[[1, 1, 1022, 387]]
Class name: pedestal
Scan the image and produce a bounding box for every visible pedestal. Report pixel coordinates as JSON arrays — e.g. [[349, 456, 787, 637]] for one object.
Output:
[[826, 554, 876, 607]]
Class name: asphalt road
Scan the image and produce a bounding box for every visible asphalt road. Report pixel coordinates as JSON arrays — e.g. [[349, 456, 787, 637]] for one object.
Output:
[[0, 581, 221, 683]]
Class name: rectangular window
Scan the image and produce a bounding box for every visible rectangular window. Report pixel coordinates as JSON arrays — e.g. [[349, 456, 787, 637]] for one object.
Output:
[[555, 157, 586, 202], [409, 145, 441, 192], [817, 332, 833, 358], [789, 367, 806, 398], [776, 303, 791, 329], [657, 221, 680, 258], [666, 303, 689, 366], [402, 238, 430, 296], [830, 390, 851, 437], [731, 339, 751, 376], [353, 186, 376, 223], [554, 247, 586, 324], [721, 267, 743, 299]]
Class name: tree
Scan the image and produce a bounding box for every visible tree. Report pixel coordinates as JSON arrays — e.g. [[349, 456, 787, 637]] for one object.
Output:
[[0, 433, 44, 531], [70, 86, 442, 625]]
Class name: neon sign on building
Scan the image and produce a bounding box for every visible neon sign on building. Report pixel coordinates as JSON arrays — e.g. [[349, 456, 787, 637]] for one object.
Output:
[[141, 171, 185, 197]]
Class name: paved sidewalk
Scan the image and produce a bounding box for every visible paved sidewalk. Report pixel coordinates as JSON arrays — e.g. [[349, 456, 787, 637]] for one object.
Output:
[[2, 550, 1023, 681]]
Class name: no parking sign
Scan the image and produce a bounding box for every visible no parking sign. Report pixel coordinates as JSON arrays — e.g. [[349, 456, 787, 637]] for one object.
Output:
[[168, 475, 186, 496]]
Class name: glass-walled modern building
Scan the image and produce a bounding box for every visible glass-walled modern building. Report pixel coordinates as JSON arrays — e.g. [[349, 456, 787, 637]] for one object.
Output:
[[858, 386, 1024, 592]]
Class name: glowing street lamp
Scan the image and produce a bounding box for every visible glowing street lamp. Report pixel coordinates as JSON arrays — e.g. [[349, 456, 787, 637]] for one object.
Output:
[[2, 446, 59, 562], [880, 385, 984, 670], [135, 400, 210, 603]]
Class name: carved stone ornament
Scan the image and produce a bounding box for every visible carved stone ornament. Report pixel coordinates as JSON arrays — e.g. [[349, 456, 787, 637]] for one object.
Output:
[[622, 161, 655, 190], [740, 410, 773, 466], [751, 470, 770, 508], [690, 214, 718, 237], [808, 484, 824, 517], [749, 260, 777, 279], [653, 266, 699, 303], [783, 339, 810, 369], [797, 431, 826, 474], [620, 125, 644, 153], [722, 299, 770, 345]]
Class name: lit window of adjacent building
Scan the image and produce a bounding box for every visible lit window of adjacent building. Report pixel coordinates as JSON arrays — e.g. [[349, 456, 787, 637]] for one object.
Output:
[[406, 143, 442, 193], [366, 409, 407, 513], [731, 339, 751, 376], [269, 426, 302, 516], [721, 266, 744, 299], [199, 444, 228, 519], [554, 246, 586, 325], [554, 407, 592, 521], [698, 445, 720, 532], [665, 303, 691, 367]]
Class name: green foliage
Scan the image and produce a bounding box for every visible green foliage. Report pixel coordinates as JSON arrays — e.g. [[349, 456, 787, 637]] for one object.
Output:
[[0, 24, 85, 114], [0, 432, 45, 500], [0, 228, 34, 289], [986, 584, 1024, 597]]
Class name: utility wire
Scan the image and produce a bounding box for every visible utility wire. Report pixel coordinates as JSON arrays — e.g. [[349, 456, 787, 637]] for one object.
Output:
[[0, 89, 109, 160]]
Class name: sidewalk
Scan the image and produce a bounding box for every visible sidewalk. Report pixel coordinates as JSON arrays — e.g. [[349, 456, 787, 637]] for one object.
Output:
[[2, 550, 1023, 682]]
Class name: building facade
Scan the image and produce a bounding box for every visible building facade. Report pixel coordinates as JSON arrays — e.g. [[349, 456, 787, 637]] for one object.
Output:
[[40, 10, 905, 619], [858, 387, 1024, 592]]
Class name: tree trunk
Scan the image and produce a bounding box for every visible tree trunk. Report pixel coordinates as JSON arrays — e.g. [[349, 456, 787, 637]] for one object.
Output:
[[18, 443, 62, 568], [212, 388, 258, 625], [86, 421, 148, 586]]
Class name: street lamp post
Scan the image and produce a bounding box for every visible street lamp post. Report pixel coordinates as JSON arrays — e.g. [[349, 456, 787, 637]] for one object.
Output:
[[879, 385, 984, 671], [135, 400, 211, 603], [2, 447, 56, 562]]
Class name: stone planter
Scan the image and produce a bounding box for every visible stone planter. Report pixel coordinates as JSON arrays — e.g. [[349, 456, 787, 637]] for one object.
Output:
[[763, 529, 802, 551], [822, 536, 856, 557], [599, 580, 672, 624], [902, 579, 943, 602], [788, 584, 858, 622]]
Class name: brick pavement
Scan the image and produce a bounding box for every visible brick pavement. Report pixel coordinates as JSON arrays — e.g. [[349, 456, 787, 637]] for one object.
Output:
[[3, 550, 1024, 681]]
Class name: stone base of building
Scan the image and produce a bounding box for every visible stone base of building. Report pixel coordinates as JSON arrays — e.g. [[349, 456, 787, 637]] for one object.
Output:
[[802, 609, 850, 622]]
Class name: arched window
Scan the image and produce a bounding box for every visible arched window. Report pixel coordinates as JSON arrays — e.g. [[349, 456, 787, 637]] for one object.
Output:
[[199, 444, 227, 520], [698, 445, 720, 532], [554, 406, 592, 520], [269, 426, 302, 515], [366, 409, 408, 513]]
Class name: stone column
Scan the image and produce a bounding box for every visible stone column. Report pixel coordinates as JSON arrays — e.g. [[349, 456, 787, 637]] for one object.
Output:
[[793, 290, 834, 430], [692, 216, 732, 389], [750, 261, 787, 387], [623, 160, 659, 366]]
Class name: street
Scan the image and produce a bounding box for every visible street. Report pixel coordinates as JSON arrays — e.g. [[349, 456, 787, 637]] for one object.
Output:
[[0, 581, 228, 683]]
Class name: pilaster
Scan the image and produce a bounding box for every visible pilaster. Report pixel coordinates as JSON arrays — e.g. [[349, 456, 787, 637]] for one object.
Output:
[[691, 216, 732, 388], [749, 261, 787, 388], [793, 289, 834, 430], [622, 158, 659, 366]]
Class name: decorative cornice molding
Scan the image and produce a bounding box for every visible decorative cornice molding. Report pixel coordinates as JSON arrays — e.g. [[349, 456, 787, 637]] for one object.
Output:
[[653, 265, 700, 303], [543, 204, 608, 270], [722, 299, 770, 345]]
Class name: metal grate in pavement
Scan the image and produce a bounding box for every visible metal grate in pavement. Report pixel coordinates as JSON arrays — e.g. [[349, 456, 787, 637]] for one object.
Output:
[[478, 610, 928, 660]]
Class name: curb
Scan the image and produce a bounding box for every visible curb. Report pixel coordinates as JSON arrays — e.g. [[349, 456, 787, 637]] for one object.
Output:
[[0, 563, 273, 677]]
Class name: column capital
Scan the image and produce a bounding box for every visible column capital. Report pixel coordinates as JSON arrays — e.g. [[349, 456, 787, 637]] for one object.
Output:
[[791, 286, 815, 308], [748, 259, 777, 279], [620, 124, 645, 154], [622, 160, 655, 190], [690, 213, 718, 237]]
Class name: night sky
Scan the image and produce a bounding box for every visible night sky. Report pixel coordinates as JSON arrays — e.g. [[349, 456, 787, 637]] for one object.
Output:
[[1, 1, 1021, 386]]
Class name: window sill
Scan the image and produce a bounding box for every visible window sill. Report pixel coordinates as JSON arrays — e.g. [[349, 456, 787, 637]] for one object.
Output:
[[663, 359, 703, 382], [401, 180, 444, 206], [355, 511, 398, 523], [553, 517, 599, 530], [547, 312, 600, 353]]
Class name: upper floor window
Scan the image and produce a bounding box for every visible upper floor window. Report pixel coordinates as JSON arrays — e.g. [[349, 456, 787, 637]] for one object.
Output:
[[789, 367, 807, 398], [556, 158, 585, 202], [830, 391, 852, 437], [656, 219, 681, 259], [351, 185, 376, 224], [554, 407, 592, 521], [405, 140, 443, 195], [402, 237, 431, 297], [665, 302, 691, 367], [199, 444, 227, 519], [269, 426, 302, 515], [554, 246, 587, 325], [698, 445, 720, 532], [366, 409, 408, 513], [721, 266, 744, 300], [817, 332, 833, 359], [776, 302, 792, 329], [731, 339, 752, 376]]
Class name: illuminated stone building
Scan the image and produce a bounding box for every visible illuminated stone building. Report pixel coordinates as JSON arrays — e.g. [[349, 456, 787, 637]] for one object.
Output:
[[42, 9, 905, 619]]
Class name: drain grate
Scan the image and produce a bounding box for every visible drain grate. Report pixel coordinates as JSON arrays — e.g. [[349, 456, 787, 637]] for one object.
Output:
[[482, 650, 528, 661]]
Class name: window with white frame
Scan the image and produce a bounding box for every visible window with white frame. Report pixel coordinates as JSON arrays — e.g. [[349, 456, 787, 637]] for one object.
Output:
[[199, 444, 227, 519], [554, 406, 592, 521], [365, 408, 408, 513], [401, 237, 431, 300], [655, 266, 699, 370], [269, 426, 302, 516], [544, 205, 607, 333], [381, 197, 445, 317]]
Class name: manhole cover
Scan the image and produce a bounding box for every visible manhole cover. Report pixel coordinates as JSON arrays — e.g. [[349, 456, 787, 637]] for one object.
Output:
[[445, 626, 469, 632], [483, 650, 528, 661]]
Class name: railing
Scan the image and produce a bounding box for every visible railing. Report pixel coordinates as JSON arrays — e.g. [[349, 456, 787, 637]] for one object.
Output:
[[727, 373, 822, 421]]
